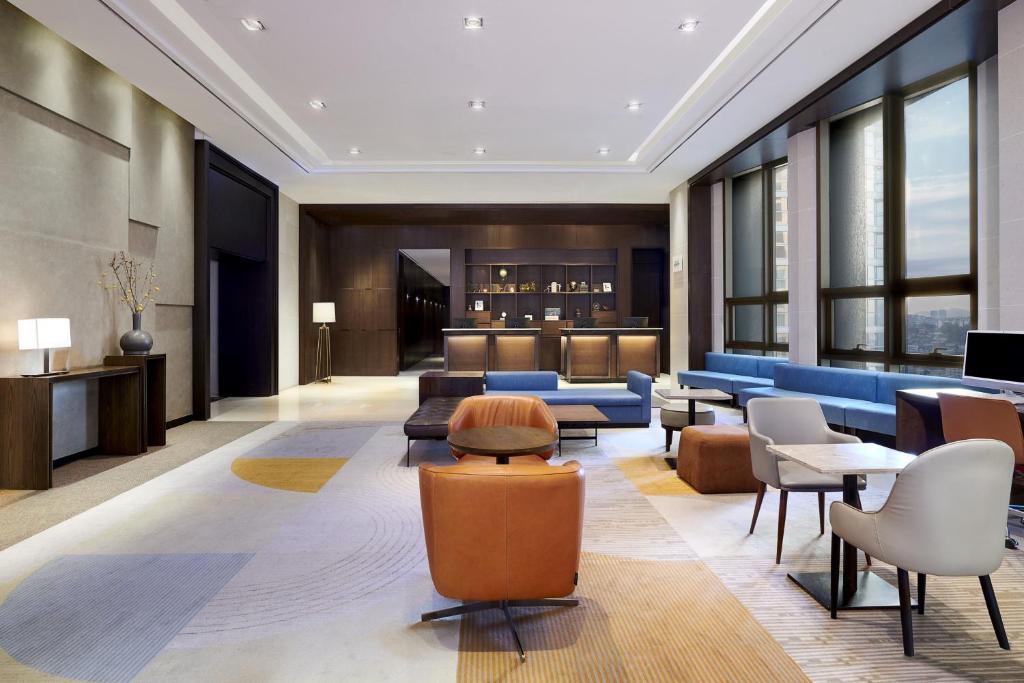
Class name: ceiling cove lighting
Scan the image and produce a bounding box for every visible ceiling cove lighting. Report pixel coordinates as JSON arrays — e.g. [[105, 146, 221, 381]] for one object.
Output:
[[468, 100, 486, 111], [463, 16, 484, 30], [597, 147, 611, 155], [348, 147, 362, 155], [309, 99, 327, 110], [626, 101, 643, 112], [678, 19, 700, 32], [240, 18, 265, 31], [473, 147, 486, 155]]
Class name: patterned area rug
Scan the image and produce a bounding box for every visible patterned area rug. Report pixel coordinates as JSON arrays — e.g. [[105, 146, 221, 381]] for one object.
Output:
[[457, 552, 809, 682], [613, 455, 697, 496]]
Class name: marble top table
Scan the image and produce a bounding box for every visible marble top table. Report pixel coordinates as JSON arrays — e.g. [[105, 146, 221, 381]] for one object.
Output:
[[768, 442, 916, 611]]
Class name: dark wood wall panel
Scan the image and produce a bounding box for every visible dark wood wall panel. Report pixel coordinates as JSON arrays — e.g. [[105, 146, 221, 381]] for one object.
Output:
[[687, 185, 712, 371], [298, 205, 669, 380]]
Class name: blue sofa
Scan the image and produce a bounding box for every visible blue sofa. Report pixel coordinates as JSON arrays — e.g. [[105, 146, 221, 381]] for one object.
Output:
[[738, 364, 963, 436], [485, 371, 652, 426], [678, 352, 789, 395]]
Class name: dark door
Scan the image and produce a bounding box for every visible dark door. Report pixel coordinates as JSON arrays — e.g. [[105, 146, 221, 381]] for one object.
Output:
[[631, 248, 668, 373]]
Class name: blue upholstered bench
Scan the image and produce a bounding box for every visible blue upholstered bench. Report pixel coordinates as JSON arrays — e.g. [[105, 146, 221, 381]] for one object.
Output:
[[678, 352, 788, 395], [485, 370, 652, 427], [738, 363, 964, 435]]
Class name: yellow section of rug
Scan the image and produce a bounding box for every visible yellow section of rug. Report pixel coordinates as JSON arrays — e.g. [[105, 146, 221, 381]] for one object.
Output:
[[457, 552, 808, 682], [230, 458, 348, 493], [614, 456, 697, 496]]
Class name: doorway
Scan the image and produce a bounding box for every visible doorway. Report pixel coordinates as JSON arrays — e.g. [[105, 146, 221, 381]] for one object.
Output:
[[397, 249, 450, 372], [631, 248, 668, 373]]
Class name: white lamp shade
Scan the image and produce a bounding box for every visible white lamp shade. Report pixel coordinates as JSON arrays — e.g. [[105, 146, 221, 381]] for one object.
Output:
[[313, 302, 336, 324], [18, 318, 71, 350]]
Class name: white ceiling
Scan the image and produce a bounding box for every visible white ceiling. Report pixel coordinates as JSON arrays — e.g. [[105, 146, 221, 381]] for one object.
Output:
[[400, 249, 451, 286], [11, 0, 938, 203]]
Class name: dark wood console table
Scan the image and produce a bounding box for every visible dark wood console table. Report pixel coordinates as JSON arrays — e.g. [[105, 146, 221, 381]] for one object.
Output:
[[105, 354, 166, 447], [0, 367, 143, 489]]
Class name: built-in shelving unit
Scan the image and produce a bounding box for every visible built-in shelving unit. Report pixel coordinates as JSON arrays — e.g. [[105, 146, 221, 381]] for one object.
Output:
[[464, 261, 617, 323]]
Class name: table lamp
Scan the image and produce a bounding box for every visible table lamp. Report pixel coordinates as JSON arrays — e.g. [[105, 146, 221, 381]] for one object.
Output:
[[18, 318, 71, 376], [313, 302, 335, 383]]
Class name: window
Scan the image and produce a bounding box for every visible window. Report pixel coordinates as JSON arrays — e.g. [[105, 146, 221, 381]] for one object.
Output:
[[820, 73, 976, 373], [725, 162, 788, 356]]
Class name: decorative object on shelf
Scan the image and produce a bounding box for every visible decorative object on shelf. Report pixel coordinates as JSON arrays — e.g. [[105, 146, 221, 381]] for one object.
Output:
[[544, 307, 561, 321], [313, 301, 335, 383], [549, 281, 560, 293], [575, 307, 582, 318], [520, 281, 536, 293], [506, 284, 516, 293], [474, 300, 485, 311], [524, 314, 533, 321], [498, 267, 509, 283], [466, 305, 473, 312], [602, 304, 611, 311], [17, 318, 71, 377], [568, 280, 577, 292], [602, 282, 613, 292], [593, 302, 601, 311], [101, 251, 158, 356], [501, 311, 508, 319], [580, 281, 589, 292]]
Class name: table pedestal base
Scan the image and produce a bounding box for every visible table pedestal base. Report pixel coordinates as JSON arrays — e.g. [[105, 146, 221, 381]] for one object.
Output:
[[788, 571, 917, 610]]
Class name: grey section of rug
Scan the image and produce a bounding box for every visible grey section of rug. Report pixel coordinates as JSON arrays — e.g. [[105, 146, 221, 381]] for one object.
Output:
[[0, 421, 267, 550], [240, 422, 379, 458]]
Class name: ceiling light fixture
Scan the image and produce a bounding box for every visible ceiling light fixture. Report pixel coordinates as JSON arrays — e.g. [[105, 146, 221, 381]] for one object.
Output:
[[349, 147, 361, 155], [463, 16, 484, 30], [473, 147, 486, 155], [598, 147, 611, 155], [626, 101, 643, 112], [678, 19, 700, 33], [240, 18, 266, 31], [309, 99, 326, 110], [468, 100, 486, 111]]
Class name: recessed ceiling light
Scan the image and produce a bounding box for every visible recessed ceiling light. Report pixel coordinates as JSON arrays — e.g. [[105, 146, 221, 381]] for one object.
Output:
[[468, 100, 486, 111], [678, 19, 700, 33], [349, 147, 361, 155], [473, 147, 486, 155], [240, 18, 266, 31], [597, 147, 611, 156], [309, 99, 326, 110], [463, 16, 484, 30], [626, 101, 643, 112]]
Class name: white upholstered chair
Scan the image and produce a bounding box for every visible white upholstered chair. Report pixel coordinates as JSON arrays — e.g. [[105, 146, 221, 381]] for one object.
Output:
[[830, 439, 1014, 656], [747, 397, 867, 564]]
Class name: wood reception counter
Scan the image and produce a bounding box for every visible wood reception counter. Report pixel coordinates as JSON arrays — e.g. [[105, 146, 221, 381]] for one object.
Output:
[[443, 328, 541, 372], [561, 328, 661, 383]]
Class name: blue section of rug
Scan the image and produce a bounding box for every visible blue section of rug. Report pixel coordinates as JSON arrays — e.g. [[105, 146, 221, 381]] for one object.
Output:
[[0, 553, 252, 682]]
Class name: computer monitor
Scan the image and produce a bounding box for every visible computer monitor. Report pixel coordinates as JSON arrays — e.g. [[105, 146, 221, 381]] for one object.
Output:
[[962, 330, 1024, 393], [452, 318, 477, 329], [574, 317, 597, 329], [623, 316, 648, 328], [507, 317, 530, 329]]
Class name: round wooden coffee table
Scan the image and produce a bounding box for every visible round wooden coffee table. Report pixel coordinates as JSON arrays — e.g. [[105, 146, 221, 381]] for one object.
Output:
[[447, 426, 558, 464]]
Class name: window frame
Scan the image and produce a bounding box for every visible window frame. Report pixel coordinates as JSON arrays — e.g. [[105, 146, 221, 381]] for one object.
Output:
[[818, 66, 978, 372], [724, 159, 790, 356]]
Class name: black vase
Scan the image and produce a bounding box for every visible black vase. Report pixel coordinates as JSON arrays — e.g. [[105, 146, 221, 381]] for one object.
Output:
[[120, 312, 153, 355]]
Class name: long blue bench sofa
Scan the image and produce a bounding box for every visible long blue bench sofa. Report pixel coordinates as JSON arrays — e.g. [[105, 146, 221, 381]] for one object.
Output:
[[485, 370, 652, 427], [738, 363, 963, 436], [678, 352, 789, 395]]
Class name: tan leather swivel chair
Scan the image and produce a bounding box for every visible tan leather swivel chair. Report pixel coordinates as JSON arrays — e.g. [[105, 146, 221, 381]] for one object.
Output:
[[419, 459, 584, 661], [448, 394, 559, 464]]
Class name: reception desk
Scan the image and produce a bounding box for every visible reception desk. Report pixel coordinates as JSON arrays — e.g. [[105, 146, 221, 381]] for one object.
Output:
[[443, 328, 541, 372], [561, 328, 661, 383]]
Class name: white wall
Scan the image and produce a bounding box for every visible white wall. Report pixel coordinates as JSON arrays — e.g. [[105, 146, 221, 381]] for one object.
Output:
[[669, 183, 688, 378], [998, 2, 1024, 329], [786, 128, 819, 365], [978, 55, 1000, 330], [278, 193, 300, 390]]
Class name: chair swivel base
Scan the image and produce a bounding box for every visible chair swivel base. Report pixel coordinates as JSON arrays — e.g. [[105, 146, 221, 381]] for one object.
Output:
[[421, 598, 579, 662]]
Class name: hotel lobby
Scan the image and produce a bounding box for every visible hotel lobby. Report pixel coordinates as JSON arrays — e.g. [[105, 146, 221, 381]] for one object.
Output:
[[1, 0, 1023, 680]]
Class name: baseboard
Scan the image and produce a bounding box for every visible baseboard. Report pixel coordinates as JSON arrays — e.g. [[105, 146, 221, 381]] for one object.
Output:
[[166, 415, 194, 429], [52, 446, 100, 468]]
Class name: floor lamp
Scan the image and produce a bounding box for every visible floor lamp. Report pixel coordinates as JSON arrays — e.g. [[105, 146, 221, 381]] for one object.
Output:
[[313, 302, 335, 383]]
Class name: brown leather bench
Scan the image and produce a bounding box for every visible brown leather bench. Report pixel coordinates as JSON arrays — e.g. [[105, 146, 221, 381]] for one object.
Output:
[[404, 397, 464, 466]]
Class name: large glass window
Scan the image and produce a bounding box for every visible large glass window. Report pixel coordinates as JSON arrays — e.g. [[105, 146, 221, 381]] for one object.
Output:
[[820, 74, 976, 373], [725, 162, 788, 356]]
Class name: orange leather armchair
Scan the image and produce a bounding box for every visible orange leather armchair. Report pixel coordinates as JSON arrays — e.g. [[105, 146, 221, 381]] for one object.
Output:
[[448, 394, 559, 463], [419, 459, 584, 661]]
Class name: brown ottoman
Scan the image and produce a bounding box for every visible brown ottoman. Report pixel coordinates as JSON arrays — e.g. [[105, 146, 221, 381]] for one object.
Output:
[[676, 425, 759, 494]]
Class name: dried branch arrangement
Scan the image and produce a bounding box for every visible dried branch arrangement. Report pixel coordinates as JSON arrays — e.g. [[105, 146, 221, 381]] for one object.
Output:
[[99, 251, 159, 314]]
